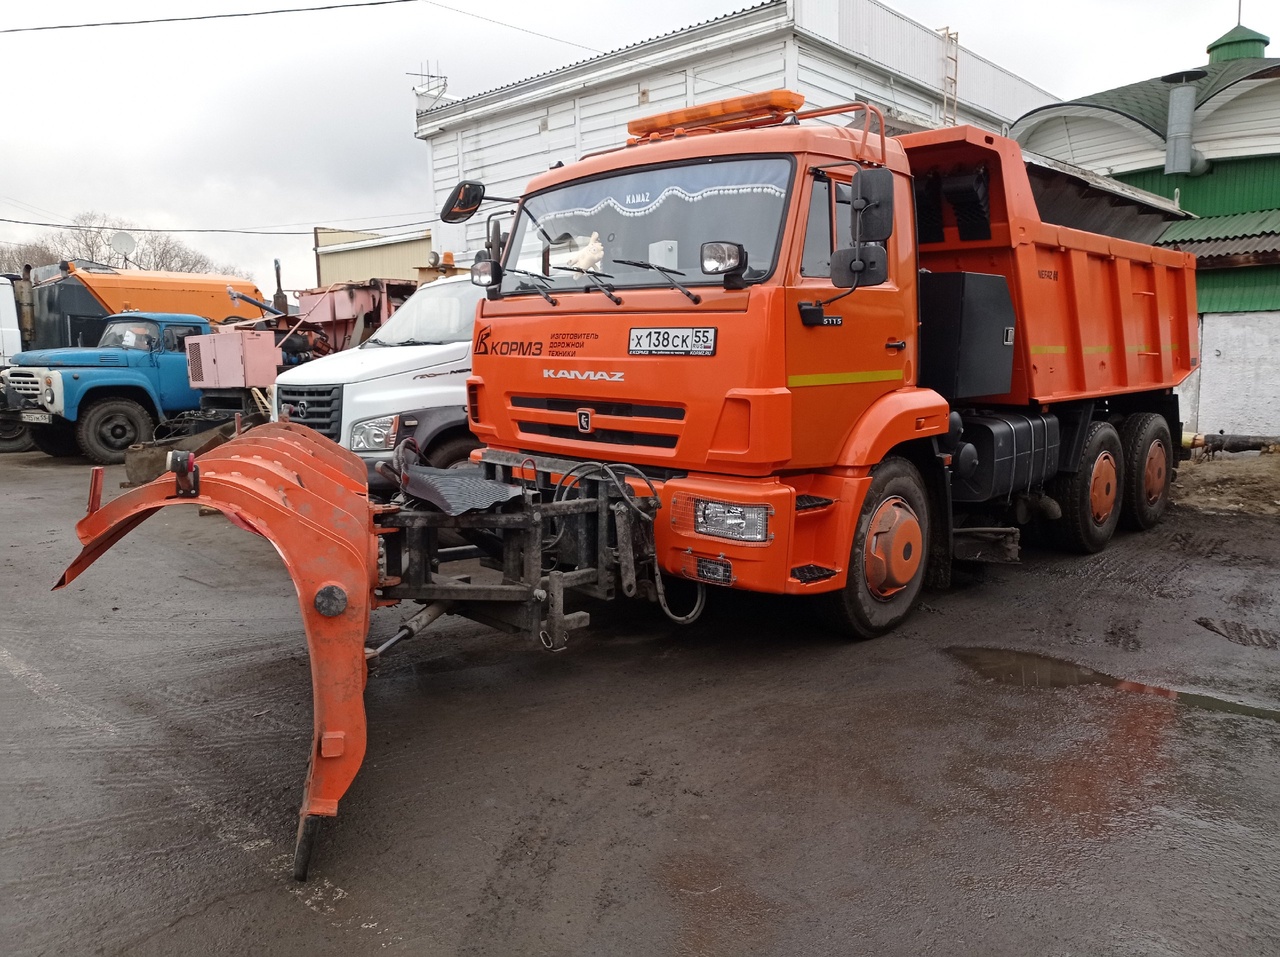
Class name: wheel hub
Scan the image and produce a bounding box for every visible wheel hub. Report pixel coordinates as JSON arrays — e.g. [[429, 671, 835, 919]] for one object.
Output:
[[1144, 440, 1167, 505], [1089, 451, 1118, 524], [863, 496, 922, 601]]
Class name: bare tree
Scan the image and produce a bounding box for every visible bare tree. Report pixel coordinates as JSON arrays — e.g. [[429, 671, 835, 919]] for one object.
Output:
[[4, 211, 250, 278], [0, 239, 61, 274]]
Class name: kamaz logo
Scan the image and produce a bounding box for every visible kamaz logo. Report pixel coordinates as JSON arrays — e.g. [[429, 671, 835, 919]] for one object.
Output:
[[543, 369, 624, 381]]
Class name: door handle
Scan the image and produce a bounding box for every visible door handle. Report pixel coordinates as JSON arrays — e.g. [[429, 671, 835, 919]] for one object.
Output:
[[885, 339, 907, 352]]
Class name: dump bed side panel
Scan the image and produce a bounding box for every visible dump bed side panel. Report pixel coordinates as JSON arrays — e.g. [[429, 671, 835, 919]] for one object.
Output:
[[900, 127, 1199, 405]]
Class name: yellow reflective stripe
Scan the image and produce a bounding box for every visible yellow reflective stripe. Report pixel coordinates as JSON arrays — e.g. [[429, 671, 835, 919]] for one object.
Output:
[[1030, 345, 1067, 354], [787, 369, 903, 388]]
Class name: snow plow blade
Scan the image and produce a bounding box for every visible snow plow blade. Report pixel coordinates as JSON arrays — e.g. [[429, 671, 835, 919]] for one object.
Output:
[[55, 423, 388, 880]]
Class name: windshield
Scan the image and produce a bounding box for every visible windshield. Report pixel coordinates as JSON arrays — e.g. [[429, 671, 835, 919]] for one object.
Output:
[[502, 157, 792, 295], [98, 319, 160, 350], [364, 280, 485, 346]]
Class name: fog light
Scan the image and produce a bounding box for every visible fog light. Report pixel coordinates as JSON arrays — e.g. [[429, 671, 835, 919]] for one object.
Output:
[[693, 498, 770, 542], [350, 414, 399, 451], [696, 557, 734, 585], [700, 241, 745, 275], [44, 388, 55, 404]]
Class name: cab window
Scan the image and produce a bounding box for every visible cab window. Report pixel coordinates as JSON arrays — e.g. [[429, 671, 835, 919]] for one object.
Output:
[[799, 178, 853, 278], [163, 325, 202, 352]]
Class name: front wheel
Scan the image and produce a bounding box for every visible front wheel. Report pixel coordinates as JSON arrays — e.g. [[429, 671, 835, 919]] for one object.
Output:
[[0, 421, 35, 453], [820, 456, 930, 639], [425, 434, 481, 470], [76, 398, 155, 465], [1048, 420, 1124, 553]]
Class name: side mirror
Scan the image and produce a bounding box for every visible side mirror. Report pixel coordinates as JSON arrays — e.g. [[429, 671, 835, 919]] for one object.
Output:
[[441, 180, 486, 224], [830, 245, 888, 288], [851, 167, 895, 244]]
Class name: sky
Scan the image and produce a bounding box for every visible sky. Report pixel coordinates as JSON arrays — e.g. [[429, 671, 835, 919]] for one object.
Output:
[[0, 0, 1274, 291]]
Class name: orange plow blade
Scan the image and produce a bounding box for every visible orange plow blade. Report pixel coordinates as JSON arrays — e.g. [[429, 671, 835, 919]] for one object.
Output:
[[56, 423, 392, 879]]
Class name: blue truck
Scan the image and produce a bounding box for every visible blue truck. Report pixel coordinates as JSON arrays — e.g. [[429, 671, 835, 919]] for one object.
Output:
[[0, 312, 208, 464]]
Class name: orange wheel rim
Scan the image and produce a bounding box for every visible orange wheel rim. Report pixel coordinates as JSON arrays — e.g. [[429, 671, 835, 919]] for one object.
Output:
[[1089, 451, 1118, 525], [863, 496, 923, 601], [1144, 440, 1167, 505]]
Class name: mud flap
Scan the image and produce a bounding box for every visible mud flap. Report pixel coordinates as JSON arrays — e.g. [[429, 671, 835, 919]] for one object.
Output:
[[55, 423, 387, 880]]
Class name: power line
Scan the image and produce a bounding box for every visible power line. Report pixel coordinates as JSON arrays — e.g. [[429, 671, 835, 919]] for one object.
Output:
[[0, 215, 447, 237], [0, 0, 420, 35]]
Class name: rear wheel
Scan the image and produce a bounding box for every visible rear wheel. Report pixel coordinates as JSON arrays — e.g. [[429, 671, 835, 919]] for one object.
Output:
[[0, 421, 35, 453], [1049, 421, 1124, 553], [76, 398, 155, 465], [28, 420, 81, 457], [1119, 413, 1172, 531], [821, 456, 929, 639]]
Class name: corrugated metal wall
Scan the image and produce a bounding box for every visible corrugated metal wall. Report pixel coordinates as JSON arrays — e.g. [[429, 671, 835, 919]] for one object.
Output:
[[1118, 157, 1280, 217], [317, 237, 432, 284]]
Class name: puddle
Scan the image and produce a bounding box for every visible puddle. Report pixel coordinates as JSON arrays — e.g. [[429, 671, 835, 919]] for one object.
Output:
[[948, 647, 1280, 723]]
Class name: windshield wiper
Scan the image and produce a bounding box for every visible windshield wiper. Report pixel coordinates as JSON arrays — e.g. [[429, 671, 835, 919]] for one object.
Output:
[[611, 259, 701, 304], [391, 339, 448, 346], [551, 266, 623, 305], [505, 267, 558, 306], [362, 338, 390, 347]]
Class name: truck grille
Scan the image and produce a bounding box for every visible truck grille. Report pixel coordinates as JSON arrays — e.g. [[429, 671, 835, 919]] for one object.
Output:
[[7, 370, 40, 397], [511, 393, 684, 451], [276, 384, 343, 440]]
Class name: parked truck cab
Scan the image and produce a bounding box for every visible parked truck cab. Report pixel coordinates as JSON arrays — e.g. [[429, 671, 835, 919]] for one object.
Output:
[[2, 312, 210, 463], [273, 275, 485, 490]]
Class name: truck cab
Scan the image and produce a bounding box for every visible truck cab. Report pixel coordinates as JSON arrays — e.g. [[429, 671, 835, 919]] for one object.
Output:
[[273, 275, 485, 489], [2, 312, 210, 463]]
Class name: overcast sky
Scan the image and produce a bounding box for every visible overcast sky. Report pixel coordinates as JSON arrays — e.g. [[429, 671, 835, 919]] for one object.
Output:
[[0, 0, 1274, 291]]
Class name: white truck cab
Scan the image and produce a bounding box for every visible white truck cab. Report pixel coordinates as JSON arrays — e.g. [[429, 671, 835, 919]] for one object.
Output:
[[273, 275, 484, 490], [0, 276, 35, 452]]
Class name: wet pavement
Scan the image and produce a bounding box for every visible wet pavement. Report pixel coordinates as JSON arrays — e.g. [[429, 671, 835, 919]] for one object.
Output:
[[2, 450, 1279, 955]]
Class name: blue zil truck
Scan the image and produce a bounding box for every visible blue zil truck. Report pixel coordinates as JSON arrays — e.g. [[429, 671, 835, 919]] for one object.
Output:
[[0, 312, 208, 464]]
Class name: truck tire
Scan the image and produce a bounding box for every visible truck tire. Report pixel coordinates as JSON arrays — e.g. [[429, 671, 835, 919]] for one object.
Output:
[[425, 435, 481, 470], [1048, 420, 1124, 553], [821, 456, 929, 639], [0, 422, 35, 453], [1119, 413, 1172, 531], [76, 398, 155, 465], [28, 420, 81, 457]]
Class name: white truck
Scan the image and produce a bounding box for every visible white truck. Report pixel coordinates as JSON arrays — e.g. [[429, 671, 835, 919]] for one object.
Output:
[[0, 275, 34, 452], [273, 274, 484, 491]]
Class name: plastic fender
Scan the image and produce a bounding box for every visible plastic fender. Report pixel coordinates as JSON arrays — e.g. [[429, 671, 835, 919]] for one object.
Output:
[[62, 369, 162, 421], [835, 388, 950, 468], [54, 423, 385, 863], [407, 404, 470, 451]]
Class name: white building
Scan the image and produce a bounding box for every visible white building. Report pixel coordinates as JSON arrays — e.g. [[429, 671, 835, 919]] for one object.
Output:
[[415, 0, 1057, 254]]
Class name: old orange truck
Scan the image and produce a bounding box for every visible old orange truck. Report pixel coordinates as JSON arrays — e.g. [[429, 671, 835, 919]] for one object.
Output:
[[57, 91, 1197, 877]]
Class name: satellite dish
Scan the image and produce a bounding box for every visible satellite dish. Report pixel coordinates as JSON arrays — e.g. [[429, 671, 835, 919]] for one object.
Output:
[[110, 231, 137, 258]]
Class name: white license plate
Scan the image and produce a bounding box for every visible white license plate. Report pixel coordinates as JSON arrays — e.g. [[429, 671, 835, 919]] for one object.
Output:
[[628, 327, 717, 356], [20, 411, 52, 424]]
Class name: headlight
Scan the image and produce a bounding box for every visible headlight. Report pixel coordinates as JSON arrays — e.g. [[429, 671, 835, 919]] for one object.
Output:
[[350, 414, 399, 451], [44, 388, 55, 405], [471, 259, 500, 287], [693, 498, 771, 542]]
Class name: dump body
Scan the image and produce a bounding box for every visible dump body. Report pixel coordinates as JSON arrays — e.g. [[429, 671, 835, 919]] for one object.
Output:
[[899, 127, 1197, 405]]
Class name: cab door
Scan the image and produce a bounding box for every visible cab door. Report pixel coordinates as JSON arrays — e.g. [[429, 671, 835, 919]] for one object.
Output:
[[784, 169, 916, 468], [156, 323, 204, 412]]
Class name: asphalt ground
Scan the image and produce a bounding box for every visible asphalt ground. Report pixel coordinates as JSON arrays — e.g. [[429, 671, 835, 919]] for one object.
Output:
[[2, 449, 1279, 956]]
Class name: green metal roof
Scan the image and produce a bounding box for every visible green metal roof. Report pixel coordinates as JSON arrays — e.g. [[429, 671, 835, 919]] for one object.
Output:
[[1056, 58, 1280, 137], [1115, 156, 1280, 217], [1161, 209, 1280, 242], [1194, 265, 1280, 312]]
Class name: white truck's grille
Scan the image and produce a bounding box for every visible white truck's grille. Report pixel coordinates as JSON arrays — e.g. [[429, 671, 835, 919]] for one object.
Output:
[[7, 370, 40, 396]]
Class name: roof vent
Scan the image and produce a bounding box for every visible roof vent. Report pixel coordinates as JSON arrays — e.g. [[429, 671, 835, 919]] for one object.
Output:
[[1161, 69, 1209, 176], [1206, 24, 1270, 63]]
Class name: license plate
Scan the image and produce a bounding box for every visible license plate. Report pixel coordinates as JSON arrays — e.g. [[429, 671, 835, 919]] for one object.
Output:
[[20, 411, 52, 424], [628, 327, 717, 356]]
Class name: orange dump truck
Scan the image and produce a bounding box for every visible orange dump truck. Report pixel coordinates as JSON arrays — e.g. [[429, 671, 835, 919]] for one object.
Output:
[[57, 91, 1197, 877]]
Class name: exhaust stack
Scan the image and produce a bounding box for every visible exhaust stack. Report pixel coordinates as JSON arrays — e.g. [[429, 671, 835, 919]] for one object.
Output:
[[1162, 69, 1208, 176]]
